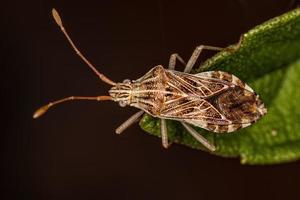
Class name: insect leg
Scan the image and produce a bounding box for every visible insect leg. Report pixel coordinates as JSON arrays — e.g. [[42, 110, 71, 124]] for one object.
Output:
[[160, 119, 171, 148], [115, 111, 144, 134], [184, 45, 223, 73], [168, 53, 187, 70], [228, 34, 245, 53], [180, 122, 216, 151]]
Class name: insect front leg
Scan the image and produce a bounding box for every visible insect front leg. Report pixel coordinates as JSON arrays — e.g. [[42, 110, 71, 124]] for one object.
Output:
[[181, 122, 216, 151], [115, 111, 144, 134], [184, 45, 223, 73], [168, 53, 187, 70]]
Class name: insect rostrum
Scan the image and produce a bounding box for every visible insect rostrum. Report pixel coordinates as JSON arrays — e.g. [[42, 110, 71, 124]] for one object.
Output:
[[33, 9, 267, 152]]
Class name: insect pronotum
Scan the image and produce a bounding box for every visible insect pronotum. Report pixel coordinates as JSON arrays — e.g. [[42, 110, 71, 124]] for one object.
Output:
[[34, 9, 267, 152]]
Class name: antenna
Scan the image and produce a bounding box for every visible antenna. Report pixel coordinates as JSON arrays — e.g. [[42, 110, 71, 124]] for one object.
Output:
[[52, 8, 116, 86], [33, 95, 112, 119]]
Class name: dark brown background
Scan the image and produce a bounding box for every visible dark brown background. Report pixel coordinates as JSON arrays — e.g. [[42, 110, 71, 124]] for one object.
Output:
[[1, 0, 300, 199]]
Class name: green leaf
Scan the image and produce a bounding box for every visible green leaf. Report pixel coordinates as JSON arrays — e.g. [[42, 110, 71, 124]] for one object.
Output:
[[139, 8, 300, 165]]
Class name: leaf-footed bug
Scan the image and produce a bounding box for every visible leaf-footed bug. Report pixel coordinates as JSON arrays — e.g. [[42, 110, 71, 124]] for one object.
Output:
[[34, 9, 267, 151]]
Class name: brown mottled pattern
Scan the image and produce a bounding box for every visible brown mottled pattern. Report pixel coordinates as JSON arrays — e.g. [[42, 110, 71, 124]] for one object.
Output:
[[235, 78, 245, 88], [206, 124, 229, 133], [162, 97, 191, 113], [200, 101, 211, 109], [166, 73, 200, 96], [211, 71, 220, 79], [205, 124, 242, 133], [213, 87, 263, 124], [164, 85, 183, 102], [109, 66, 266, 133], [205, 107, 221, 118], [217, 125, 229, 133], [214, 71, 245, 89], [168, 71, 229, 97], [206, 82, 224, 93], [220, 72, 233, 83], [130, 66, 166, 115], [162, 98, 204, 116], [232, 124, 242, 131], [206, 124, 217, 131]]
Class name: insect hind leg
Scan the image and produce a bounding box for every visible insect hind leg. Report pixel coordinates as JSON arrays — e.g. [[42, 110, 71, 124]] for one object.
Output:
[[115, 111, 144, 134], [181, 122, 216, 151], [168, 53, 186, 70], [184, 45, 223, 73]]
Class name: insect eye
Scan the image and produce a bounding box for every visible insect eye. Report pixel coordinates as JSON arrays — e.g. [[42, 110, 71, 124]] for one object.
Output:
[[118, 100, 127, 107], [123, 79, 131, 84]]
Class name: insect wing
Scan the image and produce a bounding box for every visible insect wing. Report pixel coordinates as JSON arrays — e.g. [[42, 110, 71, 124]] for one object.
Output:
[[167, 70, 231, 98], [160, 97, 231, 125], [163, 70, 266, 133]]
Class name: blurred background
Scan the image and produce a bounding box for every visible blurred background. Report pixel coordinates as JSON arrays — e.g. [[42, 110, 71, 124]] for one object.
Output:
[[1, 0, 300, 199]]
